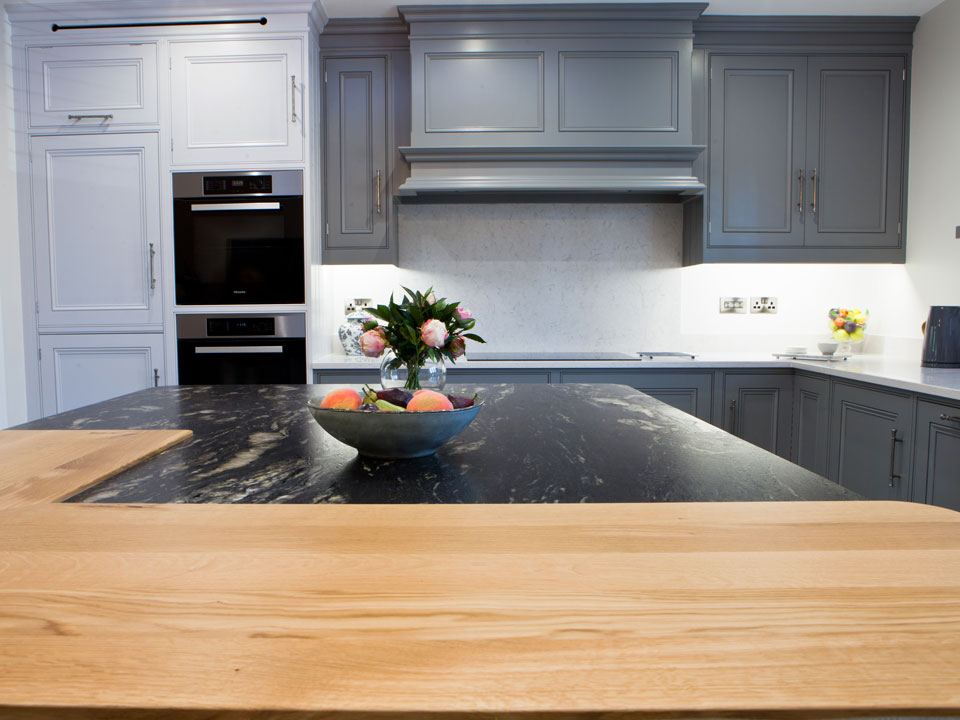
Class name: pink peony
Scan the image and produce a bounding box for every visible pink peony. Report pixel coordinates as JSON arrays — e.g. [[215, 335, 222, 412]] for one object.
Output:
[[420, 319, 448, 348], [449, 336, 466, 359], [456, 307, 473, 320], [360, 327, 387, 358]]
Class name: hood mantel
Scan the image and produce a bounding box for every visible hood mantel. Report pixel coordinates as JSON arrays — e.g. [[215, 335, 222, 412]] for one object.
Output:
[[395, 2, 708, 196]]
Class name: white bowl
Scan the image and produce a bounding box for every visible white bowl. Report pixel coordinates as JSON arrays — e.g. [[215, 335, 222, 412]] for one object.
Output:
[[818, 341, 839, 356], [785, 346, 807, 355]]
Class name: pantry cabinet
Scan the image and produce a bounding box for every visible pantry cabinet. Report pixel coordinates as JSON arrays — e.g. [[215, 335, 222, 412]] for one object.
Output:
[[39, 333, 164, 416], [26, 42, 159, 129], [169, 39, 304, 165], [722, 373, 794, 459], [29, 133, 163, 332], [828, 382, 913, 500], [912, 400, 960, 511]]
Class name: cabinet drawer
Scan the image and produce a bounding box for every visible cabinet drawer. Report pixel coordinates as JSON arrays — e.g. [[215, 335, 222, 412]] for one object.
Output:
[[27, 43, 158, 128]]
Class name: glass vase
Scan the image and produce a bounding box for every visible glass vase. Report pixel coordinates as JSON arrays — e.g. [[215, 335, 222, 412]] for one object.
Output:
[[379, 350, 446, 391]]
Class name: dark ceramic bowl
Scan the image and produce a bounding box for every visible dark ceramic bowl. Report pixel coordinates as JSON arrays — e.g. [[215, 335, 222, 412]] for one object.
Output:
[[307, 397, 483, 458]]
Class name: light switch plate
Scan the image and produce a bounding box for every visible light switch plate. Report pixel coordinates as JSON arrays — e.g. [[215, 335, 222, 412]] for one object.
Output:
[[719, 297, 747, 314]]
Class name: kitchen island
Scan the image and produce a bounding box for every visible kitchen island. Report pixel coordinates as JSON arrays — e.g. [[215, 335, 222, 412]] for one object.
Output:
[[16, 383, 855, 504]]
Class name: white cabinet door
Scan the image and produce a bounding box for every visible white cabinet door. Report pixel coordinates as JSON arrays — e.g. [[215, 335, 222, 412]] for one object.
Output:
[[30, 133, 162, 331], [39, 333, 164, 416], [170, 39, 304, 165], [27, 43, 159, 128]]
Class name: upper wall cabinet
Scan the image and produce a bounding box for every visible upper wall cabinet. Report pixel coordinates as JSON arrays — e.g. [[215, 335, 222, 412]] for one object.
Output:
[[684, 17, 917, 264], [169, 39, 304, 165], [27, 43, 159, 129]]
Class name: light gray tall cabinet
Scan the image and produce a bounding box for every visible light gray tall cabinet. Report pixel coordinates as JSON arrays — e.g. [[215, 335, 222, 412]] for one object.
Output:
[[685, 17, 917, 264], [320, 19, 410, 265]]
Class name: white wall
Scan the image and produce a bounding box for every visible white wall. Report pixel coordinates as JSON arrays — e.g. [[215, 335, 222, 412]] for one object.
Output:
[[0, 3, 25, 427]]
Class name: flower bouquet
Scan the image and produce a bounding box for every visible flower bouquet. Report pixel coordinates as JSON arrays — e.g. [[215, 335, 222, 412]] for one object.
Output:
[[358, 287, 485, 390]]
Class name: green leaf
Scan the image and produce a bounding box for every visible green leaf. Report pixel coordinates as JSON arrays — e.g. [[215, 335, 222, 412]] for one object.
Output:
[[462, 333, 485, 343], [362, 320, 379, 331]]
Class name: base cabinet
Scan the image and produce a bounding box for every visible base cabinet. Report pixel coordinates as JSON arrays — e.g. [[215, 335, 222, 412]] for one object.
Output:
[[829, 382, 912, 500], [39, 334, 164, 416], [913, 400, 960, 511], [792, 373, 830, 476], [560, 371, 713, 422], [723, 373, 793, 458]]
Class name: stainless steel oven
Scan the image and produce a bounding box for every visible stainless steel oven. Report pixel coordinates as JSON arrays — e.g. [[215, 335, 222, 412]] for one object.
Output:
[[176, 313, 307, 385], [173, 170, 304, 305]]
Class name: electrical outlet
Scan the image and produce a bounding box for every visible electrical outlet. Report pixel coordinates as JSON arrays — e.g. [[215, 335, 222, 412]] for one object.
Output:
[[343, 297, 373, 316], [750, 296, 778, 314], [719, 296, 747, 314]]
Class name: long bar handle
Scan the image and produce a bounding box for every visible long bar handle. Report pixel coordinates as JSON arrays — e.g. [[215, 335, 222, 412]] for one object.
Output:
[[810, 168, 818, 214], [153, 368, 159, 387], [375, 170, 382, 214], [888, 428, 902, 487], [729, 399, 737, 434], [191, 202, 280, 212], [291, 75, 297, 123], [148, 242, 156, 290], [68, 113, 113, 121], [940, 413, 960, 423], [796, 168, 804, 212], [195, 346, 284, 355]]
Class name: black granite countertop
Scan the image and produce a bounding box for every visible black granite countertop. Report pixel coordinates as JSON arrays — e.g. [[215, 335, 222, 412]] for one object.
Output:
[[16, 383, 859, 504]]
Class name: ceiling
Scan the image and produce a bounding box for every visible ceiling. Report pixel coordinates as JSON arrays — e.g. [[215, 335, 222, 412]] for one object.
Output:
[[321, 0, 945, 18]]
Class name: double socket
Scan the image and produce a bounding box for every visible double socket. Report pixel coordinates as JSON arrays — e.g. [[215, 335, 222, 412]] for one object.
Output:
[[719, 296, 778, 314]]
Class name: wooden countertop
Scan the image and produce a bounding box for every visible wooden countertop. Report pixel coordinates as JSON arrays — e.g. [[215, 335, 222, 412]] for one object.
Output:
[[1, 500, 959, 718]]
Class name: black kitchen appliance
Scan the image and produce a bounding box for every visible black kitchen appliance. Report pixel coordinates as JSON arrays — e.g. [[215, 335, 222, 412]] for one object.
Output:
[[176, 313, 306, 384], [922, 306, 960, 368], [173, 170, 304, 305]]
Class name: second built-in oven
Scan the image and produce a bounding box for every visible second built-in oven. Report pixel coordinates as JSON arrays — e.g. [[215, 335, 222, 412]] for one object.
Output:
[[173, 170, 304, 306]]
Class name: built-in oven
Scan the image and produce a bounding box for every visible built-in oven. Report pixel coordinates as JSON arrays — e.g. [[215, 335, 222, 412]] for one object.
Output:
[[176, 313, 307, 385], [173, 170, 304, 306]]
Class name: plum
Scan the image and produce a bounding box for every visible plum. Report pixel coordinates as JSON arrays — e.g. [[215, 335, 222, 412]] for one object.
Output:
[[446, 393, 477, 409], [844, 321, 857, 333], [359, 403, 379, 412], [376, 388, 413, 407]]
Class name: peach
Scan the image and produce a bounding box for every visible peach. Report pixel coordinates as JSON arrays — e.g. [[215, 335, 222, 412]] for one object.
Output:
[[406, 389, 454, 412], [319, 388, 363, 410]]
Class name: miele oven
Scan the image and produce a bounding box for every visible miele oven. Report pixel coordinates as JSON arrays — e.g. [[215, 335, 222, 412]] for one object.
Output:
[[173, 170, 304, 306], [176, 314, 307, 385]]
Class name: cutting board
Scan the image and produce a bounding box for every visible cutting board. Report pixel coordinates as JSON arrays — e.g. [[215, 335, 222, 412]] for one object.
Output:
[[0, 429, 192, 509]]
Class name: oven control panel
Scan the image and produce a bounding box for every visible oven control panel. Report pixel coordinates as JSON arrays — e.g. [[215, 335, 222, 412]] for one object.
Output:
[[206, 317, 276, 337], [203, 175, 272, 195]]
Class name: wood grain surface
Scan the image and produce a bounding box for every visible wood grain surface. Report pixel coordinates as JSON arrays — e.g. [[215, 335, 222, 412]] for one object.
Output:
[[0, 429, 192, 508], [0, 501, 958, 719]]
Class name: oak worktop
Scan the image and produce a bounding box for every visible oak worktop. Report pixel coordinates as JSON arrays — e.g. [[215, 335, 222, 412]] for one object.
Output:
[[1, 500, 959, 719]]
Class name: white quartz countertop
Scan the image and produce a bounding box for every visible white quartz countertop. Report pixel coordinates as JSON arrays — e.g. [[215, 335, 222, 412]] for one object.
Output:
[[313, 354, 960, 404]]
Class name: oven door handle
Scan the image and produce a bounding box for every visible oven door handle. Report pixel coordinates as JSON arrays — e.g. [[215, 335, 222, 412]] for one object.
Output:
[[195, 346, 284, 354], [190, 202, 281, 212]]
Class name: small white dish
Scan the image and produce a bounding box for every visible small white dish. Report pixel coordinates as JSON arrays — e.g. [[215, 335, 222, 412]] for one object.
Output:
[[818, 341, 839, 356], [785, 345, 807, 355]]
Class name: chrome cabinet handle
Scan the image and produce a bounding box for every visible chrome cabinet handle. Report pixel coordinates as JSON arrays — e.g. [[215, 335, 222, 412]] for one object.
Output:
[[940, 413, 960, 423], [888, 428, 902, 488], [729, 399, 737, 434], [291, 75, 297, 123], [375, 170, 382, 214], [148, 242, 156, 290], [68, 113, 113, 121], [191, 202, 280, 212], [796, 168, 804, 212], [153, 368, 159, 387], [810, 168, 818, 214]]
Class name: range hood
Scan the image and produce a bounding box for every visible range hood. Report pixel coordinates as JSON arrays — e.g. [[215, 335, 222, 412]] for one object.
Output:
[[396, 3, 708, 196]]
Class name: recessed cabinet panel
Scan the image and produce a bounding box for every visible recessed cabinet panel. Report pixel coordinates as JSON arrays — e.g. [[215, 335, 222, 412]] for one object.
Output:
[[792, 374, 830, 477], [806, 57, 905, 247], [30, 133, 162, 330], [709, 57, 806, 247], [323, 57, 388, 252], [170, 40, 303, 164], [424, 52, 543, 132], [559, 52, 677, 131], [723, 373, 794, 458], [913, 400, 960, 511], [27, 43, 158, 127], [39, 334, 163, 416]]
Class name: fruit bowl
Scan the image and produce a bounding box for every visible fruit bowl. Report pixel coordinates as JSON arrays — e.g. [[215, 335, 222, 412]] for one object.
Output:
[[306, 395, 483, 459]]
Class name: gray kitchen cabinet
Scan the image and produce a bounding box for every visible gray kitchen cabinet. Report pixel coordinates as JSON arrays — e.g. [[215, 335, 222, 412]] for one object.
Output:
[[723, 373, 794, 459], [559, 371, 713, 422], [792, 373, 830, 477], [829, 382, 913, 500], [913, 399, 960, 511], [313, 368, 552, 385]]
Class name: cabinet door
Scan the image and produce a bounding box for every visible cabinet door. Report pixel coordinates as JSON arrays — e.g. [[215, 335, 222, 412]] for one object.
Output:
[[30, 133, 162, 331], [27, 43, 159, 128], [723, 373, 794, 458], [322, 57, 389, 262], [708, 56, 806, 248], [805, 57, 905, 248], [913, 400, 960, 511], [829, 382, 912, 500], [170, 39, 303, 164], [559, 371, 713, 422], [39, 334, 164, 416], [792, 373, 830, 477]]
